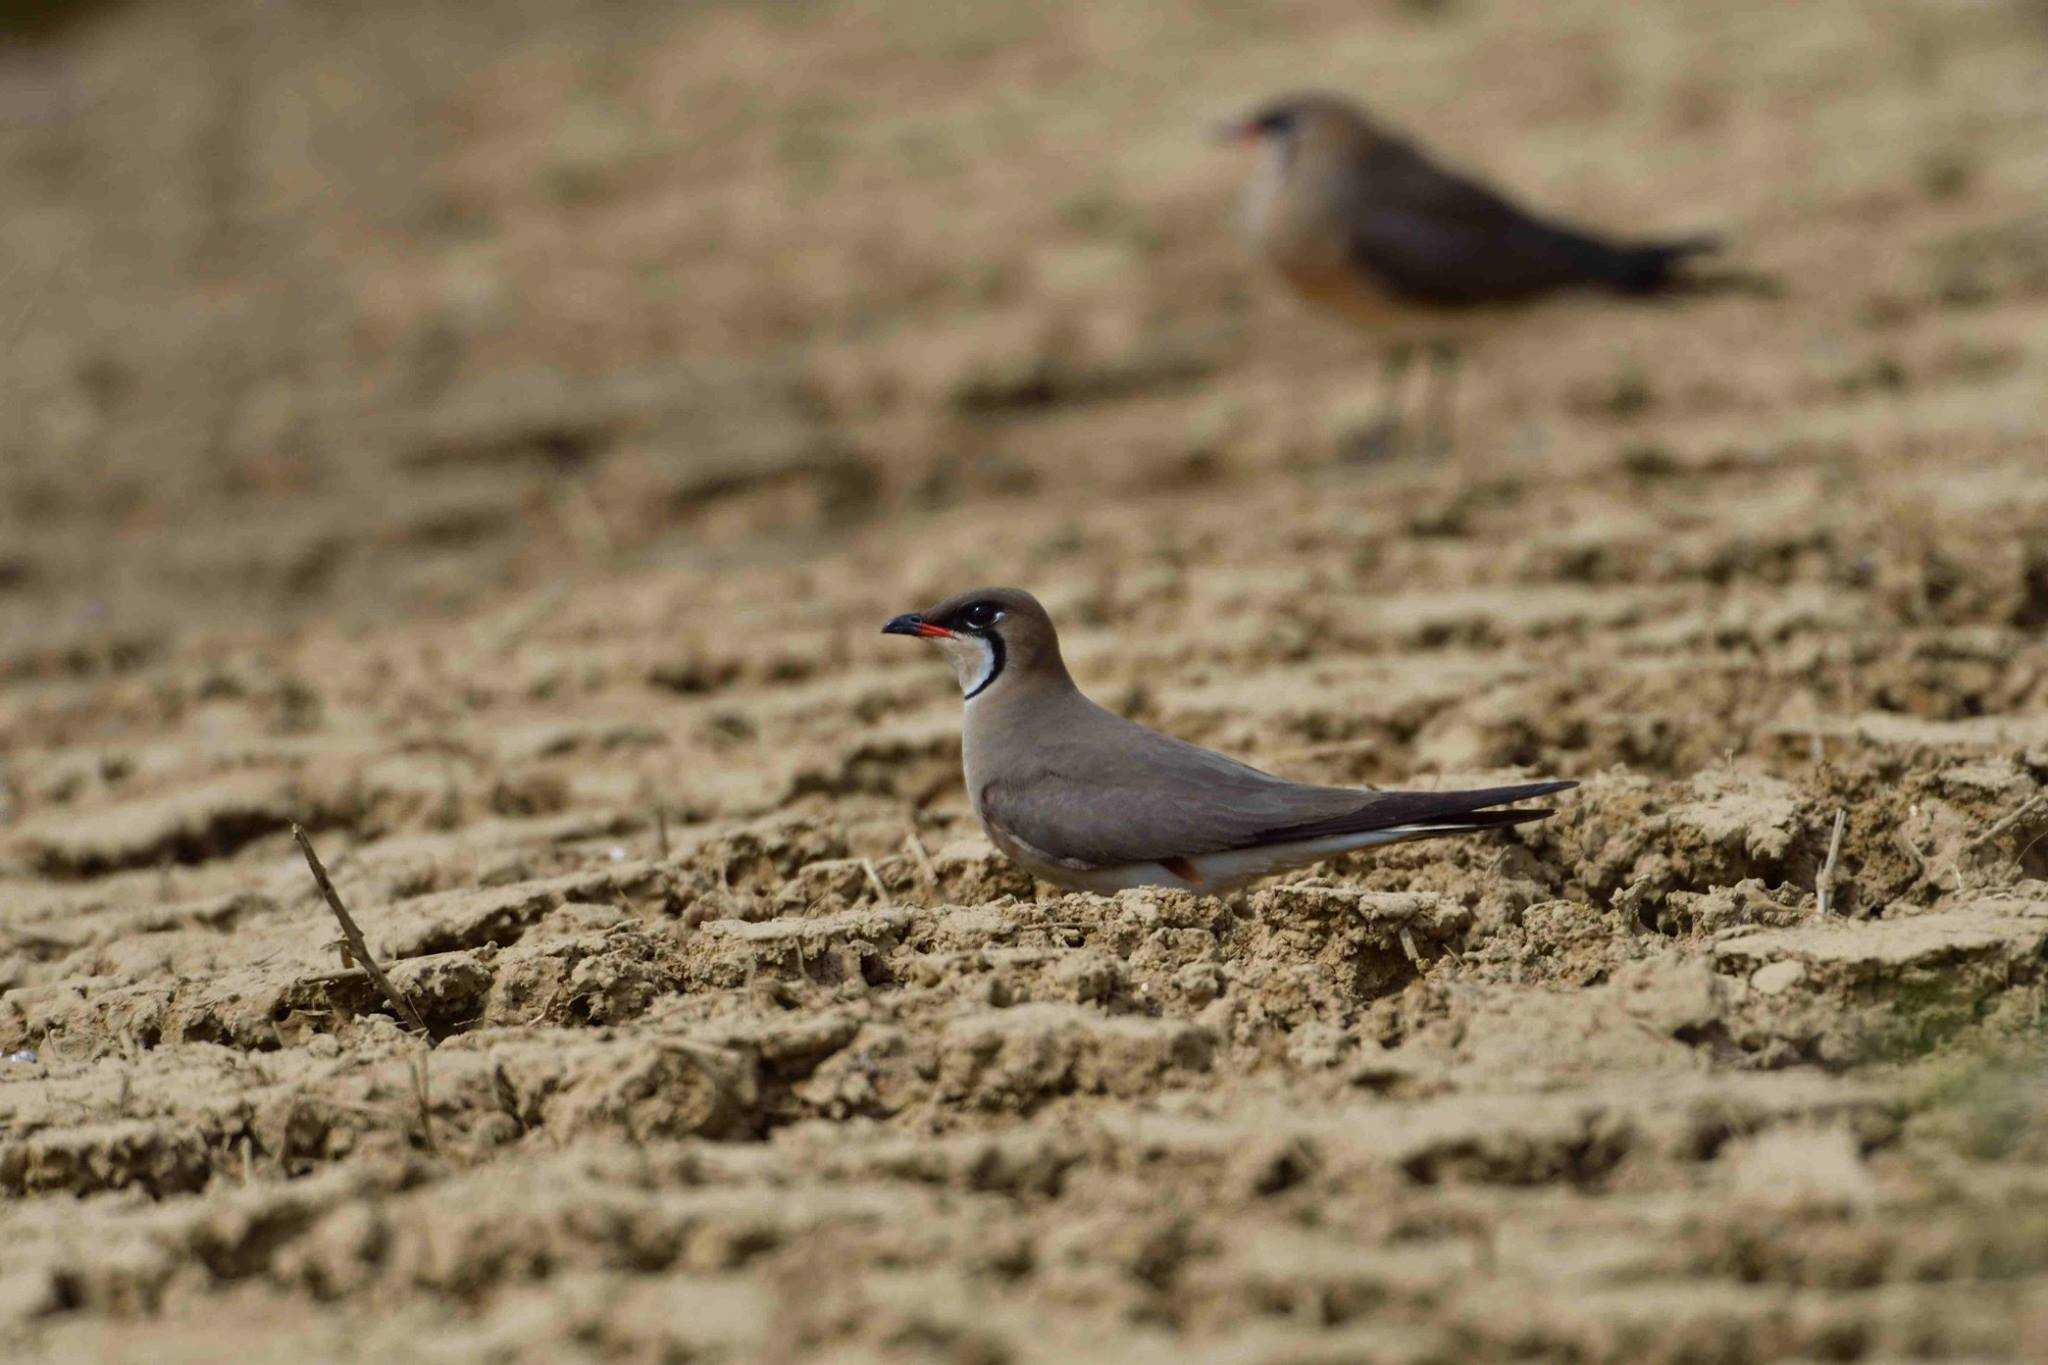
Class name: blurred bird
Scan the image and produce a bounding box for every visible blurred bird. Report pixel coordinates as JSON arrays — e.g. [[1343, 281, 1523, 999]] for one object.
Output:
[[884, 586, 1572, 894], [1221, 91, 1720, 456]]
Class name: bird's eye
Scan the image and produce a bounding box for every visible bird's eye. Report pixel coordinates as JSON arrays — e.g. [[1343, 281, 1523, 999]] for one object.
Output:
[[959, 602, 1001, 630]]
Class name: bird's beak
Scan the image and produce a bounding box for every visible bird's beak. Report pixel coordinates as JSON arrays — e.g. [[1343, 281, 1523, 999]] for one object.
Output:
[[883, 613, 953, 639], [1213, 119, 1259, 145]]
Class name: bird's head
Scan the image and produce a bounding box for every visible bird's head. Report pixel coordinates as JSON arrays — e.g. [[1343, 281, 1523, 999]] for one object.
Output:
[[1217, 91, 1377, 163], [882, 586, 1064, 701]]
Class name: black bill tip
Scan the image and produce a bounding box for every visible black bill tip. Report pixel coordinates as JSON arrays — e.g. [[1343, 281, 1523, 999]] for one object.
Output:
[[883, 613, 952, 639]]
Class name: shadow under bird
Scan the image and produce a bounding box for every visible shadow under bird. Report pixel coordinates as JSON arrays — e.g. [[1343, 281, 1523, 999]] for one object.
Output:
[[1220, 91, 1721, 455], [884, 587, 1573, 894]]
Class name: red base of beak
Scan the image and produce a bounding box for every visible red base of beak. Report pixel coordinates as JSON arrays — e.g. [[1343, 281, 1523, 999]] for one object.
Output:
[[883, 613, 956, 640]]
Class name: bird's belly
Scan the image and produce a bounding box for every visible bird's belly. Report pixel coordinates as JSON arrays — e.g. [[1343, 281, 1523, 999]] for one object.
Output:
[[1259, 226, 1507, 342], [1273, 255, 1410, 329], [1165, 831, 1419, 889], [1022, 857, 1191, 894], [975, 816, 1148, 892], [986, 825, 1436, 896], [1269, 250, 1493, 345]]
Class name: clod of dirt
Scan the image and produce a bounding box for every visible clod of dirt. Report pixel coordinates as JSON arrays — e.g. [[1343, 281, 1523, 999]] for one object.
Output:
[[11, 774, 294, 878], [935, 1004, 1214, 1110]]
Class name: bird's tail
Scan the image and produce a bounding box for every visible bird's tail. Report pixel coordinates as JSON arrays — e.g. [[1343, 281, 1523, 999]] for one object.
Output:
[[1373, 783, 1576, 838], [1318, 789, 1573, 854], [1609, 233, 1723, 294], [1255, 780, 1577, 846]]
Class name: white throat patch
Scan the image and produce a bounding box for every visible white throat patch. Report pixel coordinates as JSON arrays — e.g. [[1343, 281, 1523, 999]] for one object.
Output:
[[1244, 137, 1290, 241], [934, 633, 999, 700]]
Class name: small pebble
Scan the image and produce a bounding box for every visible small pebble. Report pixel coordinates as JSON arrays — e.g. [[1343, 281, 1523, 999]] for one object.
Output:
[[1750, 960, 1806, 996]]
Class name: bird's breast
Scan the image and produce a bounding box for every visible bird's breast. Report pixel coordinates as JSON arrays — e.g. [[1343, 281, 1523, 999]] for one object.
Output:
[[1248, 177, 1412, 332]]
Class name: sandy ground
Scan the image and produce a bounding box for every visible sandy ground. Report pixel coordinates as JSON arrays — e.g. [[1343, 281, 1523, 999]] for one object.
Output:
[[4, 0, 2048, 1358]]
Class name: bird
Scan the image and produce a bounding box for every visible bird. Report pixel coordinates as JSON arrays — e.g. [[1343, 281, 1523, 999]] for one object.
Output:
[[1220, 91, 1720, 456], [883, 586, 1573, 894]]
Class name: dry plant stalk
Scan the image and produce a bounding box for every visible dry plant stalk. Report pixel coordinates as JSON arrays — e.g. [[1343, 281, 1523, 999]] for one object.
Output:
[[859, 857, 892, 906], [1965, 791, 2046, 854], [903, 829, 938, 887], [410, 1049, 439, 1152], [1815, 809, 1847, 915], [292, 824, 436, 1043]]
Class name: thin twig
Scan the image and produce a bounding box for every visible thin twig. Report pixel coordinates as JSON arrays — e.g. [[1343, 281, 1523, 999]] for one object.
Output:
[[1815, 809, 1846, 916], [292, 825, 434, 1043], [1893, 823, 1931, 888], [859, 858, 892, 906], [295, 966, 370, 988], [1965, 791, 2048, 854], [410, 1049, 438, 1152], [903, 830, 938, 887], [655, 802, 671, 860], [485, 583, 568, 656]]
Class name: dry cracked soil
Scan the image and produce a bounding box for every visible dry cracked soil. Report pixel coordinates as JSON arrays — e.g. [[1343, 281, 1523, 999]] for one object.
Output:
[[4, 0, 2048, 1360]]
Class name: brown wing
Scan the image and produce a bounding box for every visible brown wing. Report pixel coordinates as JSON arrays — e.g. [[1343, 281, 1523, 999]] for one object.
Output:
[[977, 726, 1355, 869], [1336, 135, 1709, 301], [979, 702, 1571, 868], [1245, 781, 1576, 844]]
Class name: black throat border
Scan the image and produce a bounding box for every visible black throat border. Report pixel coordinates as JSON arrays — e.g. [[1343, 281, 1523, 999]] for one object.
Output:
[[962, 629, 1005, 701]]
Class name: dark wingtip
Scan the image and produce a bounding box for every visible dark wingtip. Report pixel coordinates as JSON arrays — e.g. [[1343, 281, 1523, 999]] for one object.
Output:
[[1518, 779, 1577, 798], [1484, 779, 1578, 826], [1432, 803, 1562, 832], [1251, 778, 1577, 847], [1427, 779, 1577, 827], [1475, 779, 1577, 805]]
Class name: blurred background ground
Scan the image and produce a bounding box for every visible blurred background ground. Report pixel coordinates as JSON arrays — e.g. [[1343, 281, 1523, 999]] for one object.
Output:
[[3, 0, 2048, 1359]]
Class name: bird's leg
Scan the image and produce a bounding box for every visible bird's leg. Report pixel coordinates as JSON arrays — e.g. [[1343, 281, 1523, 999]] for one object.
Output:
[[1343, 341, 1414, 462], [1418, 340, 1461, 458]]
